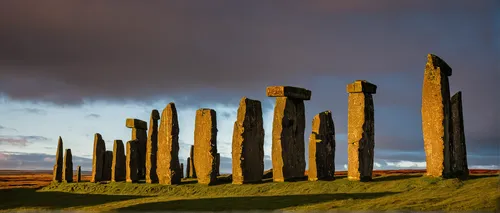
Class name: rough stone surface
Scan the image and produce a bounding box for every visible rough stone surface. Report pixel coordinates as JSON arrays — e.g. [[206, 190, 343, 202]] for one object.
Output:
[[194, 108, 218, 185], [157, 103, 182, 185], [102, 151, 113, 181], [126, 118, 148, 180], [76, 166, 81, 182], [308, 111, 335, 181], [126, 140, 139, 183], [62, 149, 73, 183], [189, 145, 197, 178], [451, 92, 469, 179], [266, 86, 311, 100], [126, 118, 148, 130], [52, 137, 63, 182], [146, 109, 160, 183], [232, 97, 264, 184], [112, 140, 126, 182], [270, 96, 307, 182], [91, 133, 106, 183], [422, 54, 453, 178], [215, 153, 220, 176], [186, 157, 191, 178], [180, 163, 184, 178], [346, 80, 377, 94], [347, 80, 376, 181]]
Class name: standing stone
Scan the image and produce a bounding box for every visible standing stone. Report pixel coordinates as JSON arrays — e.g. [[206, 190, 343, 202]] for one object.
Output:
[[126, 140, 139, 183], [451, 92, 469, 179], [62, 149, 73, 183], [347, 80, 376, 181], [232, 97, 265, 184], [102, 151, 113, 181], [189, 145, 197, 178], [308, 111, 335, 181], [186, 157, 191, 178], [422, 54, 453, 178], [76, 166, 81, 182], [126, 118, 148, 180], [91, 133, 106, 183], [112, 140, 126, 182], [157, 103, 182, 185], [52, 137, 63, 182], [267, 86, 310, 182], [194, 108, 218, 185], [146, 110, 160, 183], [180, 163, 184, 178], [215, 153, 220, 176]]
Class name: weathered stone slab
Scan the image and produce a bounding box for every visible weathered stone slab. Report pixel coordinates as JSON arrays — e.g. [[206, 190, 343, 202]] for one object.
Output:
[[194, 108, 218, 185], [91, 133, 106, 183], [186, 157, 191, 178], [76, 165, 81, 182], [270, 96, 307, 182], [215, 153, 220, 176], [347, 80, 376, 181], [126, 118, 148, 130], [346, 80, 377, 94], [266, 86, 311, 100], [232, 97, 264, 184], [52, 137, 63, 182], [63, 149, 73, 183], [157, 103, 182, 185], [308, 111, 335, 181], [422, 54, 453, 178], [146, 109, 160, 183], [180, 163, 184, 178], [189, 145, 197, 178], [112, 140, 126, 182], [102, 151, 113, 181], [451, 91, 469, 179], [126, 140, 139, 183]]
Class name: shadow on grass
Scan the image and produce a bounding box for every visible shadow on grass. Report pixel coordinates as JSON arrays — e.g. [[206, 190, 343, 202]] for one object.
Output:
[[0, 188, 144, 210], [467, 174, 499, 180], [372, 175, 421, 182], [118, 192, 398, 211]]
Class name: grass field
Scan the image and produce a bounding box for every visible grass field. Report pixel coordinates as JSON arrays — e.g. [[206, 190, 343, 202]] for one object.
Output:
[[0, 170, 498, 212]]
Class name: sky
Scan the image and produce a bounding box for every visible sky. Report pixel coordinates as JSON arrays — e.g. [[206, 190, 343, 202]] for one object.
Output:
[[0, 0, 498, 173]]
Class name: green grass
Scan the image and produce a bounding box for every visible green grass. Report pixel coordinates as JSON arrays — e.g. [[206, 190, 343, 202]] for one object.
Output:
[[1, 174, 499, 212]]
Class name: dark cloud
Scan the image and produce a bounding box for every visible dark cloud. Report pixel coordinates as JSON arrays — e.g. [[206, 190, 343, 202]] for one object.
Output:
[[85, 113, 101, 119], [0, 125, 18, 132], [0, 135, 50, 147], [220, 112, 233, 120], [12, 108, 47, 115], [0, 151, 92, 170]]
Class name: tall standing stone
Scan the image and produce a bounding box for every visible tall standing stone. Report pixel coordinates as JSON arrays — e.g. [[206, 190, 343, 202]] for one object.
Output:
[[76, 165, 81, 182], [91, 133, 106, 183], [146, 110, 160, 183], [194, 108, 218, 185], [112, 140, 126, 182], [347, 80, 376, 181], [267, 86, 310, 182], [180, 163, 184, 178], [126, 118, 148, 179], [215, 153, 220, 176], [308, 111, 335, 181], [126, 140, 139, 183], [451, 92, 469, 179], [52, 137, 63, 182], [157, 103, 182, 185], [102, 151, 113, 181], [62, 149, 73, 183], [422, 54, 453, 178], [189, 145, 197, 178], [186, 157, 191, 178], [232, 97, 265, 184]]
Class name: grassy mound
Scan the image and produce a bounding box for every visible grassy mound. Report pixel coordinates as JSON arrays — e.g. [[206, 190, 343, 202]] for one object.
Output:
[[1, 174, 499, 212]]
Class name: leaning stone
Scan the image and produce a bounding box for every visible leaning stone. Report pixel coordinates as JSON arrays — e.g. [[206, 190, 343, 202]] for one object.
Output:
[[62, 149, 73, 183], [102, 151, 113, 181], [126, 118, 148, 130], [91, 133, 106, 183], [189, 145, 197, 178], [347, 80, 376, 181], [232, 97, 264, 184], [126, 140, 139, 183], [308, 111, 335, 181], [157, 103, 182, 185], [126, 118, 148, 180], [268, 93, 308, 182], [146, 110, 160, 183], [52, 137, 63, 182], [186, 157, 191, 178], [76, 165, 81, 182], [451, 92, 469, 179], [422, 54, 453, 178], [266, 86, 311, 100], [194, 108, 218, 185], [112, 140, 126, 182]]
